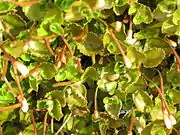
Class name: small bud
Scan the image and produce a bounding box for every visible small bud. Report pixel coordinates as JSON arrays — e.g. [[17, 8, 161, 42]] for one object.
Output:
[[14, 61, 29, 76], [169, 115, 176, 125], [22, 98, 29, 113], [115, 21, 122, 32], [163, 113, 176, 129], [108, 74, 120, 81], [126, 29, 133, 40], [169, 39, 177, 47], [96, 0, 105, 9], [127, 131, 133, 135], [124, 56, 132, 68], [23, 42, 29, 52]]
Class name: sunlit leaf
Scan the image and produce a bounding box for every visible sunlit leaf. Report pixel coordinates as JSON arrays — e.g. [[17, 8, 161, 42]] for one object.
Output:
[[3, 14, 26, 28], [2, 40, 24, 58], [143, 48, 165, 68], [133, 90, 153, 112], [50, 23, 64, 35], [28, 40, 51, 57], [0, 88, 15, 105], [45, 90, 66, 107], [0, 2, 14, 13], [39, 62, 57, 80], [23, 3, 45, 21], [103, 96, 122, 119], [37, 99, 63, 120], [173, 9, 180, 25], [81, 67, 99, 82]]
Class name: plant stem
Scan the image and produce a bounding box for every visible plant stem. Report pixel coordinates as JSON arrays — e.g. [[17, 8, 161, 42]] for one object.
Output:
[[2, 60, 8, 80], [53, 80, 73, 87], [94, 87, 99, 118], [51, 117, 54, 134], [3, 77, 18, 96], [61, 36, 73, 56], [0, 103, 21, 111], [1, 21, 16, 40], [165, 38, 180, 71], [54, 113, 72, 135], [44, 38, 55, 56], [20, 64, 40, 80], [13, 65, 24, 99], [141, 72, 171, 114], [43, 111, 48, 135], [32, 112, 37, 135], [0, 44, 16, 62], [128, 112, 134, 134]]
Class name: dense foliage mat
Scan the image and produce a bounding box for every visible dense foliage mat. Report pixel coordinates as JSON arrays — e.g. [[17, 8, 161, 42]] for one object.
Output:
[[0, 0, 180, 134]]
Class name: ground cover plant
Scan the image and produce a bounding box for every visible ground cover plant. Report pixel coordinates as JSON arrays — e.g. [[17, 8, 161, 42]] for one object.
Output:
[[0, 0, 180, 134]]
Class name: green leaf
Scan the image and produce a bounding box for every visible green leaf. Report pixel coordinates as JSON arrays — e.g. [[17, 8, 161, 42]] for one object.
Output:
[[3, 14, 26, 28], [44, 6, 64, 24], [28, 40, 51, 57], [37, 99, 63, 121], [66, 84, 87, 109], [173, 9, 180, 25], [167, 64, 180, 86], [77, 32, 103, 56], [28, 63, 42, 92], [50, 23, 64, 35], [103, 96, 122, 119], [0, 110, 16, 125], [151, 128, 167, 135], [162, 19, 180, 36], [143, 48, 165, 68], [126, 46, 146, 65], [0, 88, 15, 105], [81, 67, 99, 82], [2, 40, 24, 58], [167, 89, 180, 104], [23, 3, 45, 21], [40, 62, 57, 80], [23, 122, 44, 135], [55, 58, 79, 81], [129, 3, 153, 24], [65, 1, 93, 22], [133, 90, 153, 112], [0, 2, 14, 13], [54, 0, 74, 11], [45, 90, 66, 107]]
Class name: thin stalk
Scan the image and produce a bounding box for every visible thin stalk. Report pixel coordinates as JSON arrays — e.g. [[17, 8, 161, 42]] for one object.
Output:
[[43, 111, 48, 135], [53, 80, 72, 87], [20, 64, 40, 80], [44, 38, 55, 56], [165, 38, 180, 71], [141, 72, 171, 115], [0, 103, 21, 111], [128, 112, 134, 134], [0, 44, 16, 62], [51, 117, 54, 134], [94, 87, 99, 118], [158, 71, 171, 115], [61, 36, 73, 56], [1, 21, 16, 40], [13, 65, 24, 98], [108, 28, 126, 57], [4, 77, 18, 96], [1, 60, 8, 80], [32, 112, 37, 135], [54, 113, 72, 135]]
